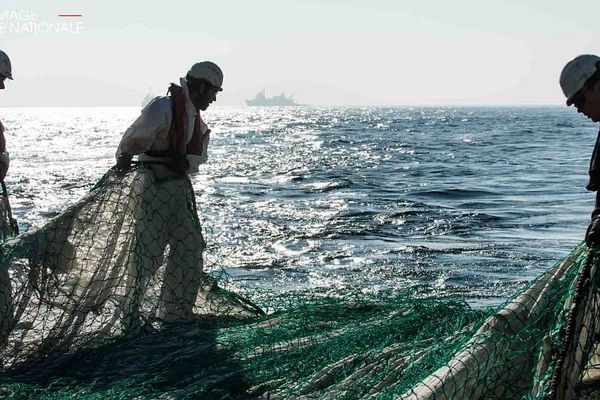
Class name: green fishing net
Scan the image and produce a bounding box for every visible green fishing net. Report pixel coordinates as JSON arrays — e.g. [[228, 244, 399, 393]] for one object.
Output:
[[0, 166, 599, 399]]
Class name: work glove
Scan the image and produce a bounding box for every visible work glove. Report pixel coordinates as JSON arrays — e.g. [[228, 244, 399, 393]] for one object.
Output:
[[0, 152, 9, 181], [585, 217, 600, 247], [166, 151, 189, 177], [116, 152, 133, 170]]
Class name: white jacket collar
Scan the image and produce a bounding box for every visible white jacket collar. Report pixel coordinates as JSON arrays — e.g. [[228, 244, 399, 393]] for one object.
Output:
[[180, 77, 198, 117]]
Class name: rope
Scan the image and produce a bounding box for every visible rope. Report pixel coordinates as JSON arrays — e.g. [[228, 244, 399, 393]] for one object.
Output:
[[546, 246, 596, 400]]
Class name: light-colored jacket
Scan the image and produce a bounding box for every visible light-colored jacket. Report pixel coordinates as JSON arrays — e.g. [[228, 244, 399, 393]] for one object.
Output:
[[115, 78, 210, 174]]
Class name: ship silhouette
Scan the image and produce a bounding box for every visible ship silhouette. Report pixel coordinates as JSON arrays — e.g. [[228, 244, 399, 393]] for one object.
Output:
[[245, 90, 299, 106]]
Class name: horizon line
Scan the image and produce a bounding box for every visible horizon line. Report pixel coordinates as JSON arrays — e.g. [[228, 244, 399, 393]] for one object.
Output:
[[0, 103, 565, 108]]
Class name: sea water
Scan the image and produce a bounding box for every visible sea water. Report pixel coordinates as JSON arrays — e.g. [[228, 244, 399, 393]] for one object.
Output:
[[1, 105, 596, 306]]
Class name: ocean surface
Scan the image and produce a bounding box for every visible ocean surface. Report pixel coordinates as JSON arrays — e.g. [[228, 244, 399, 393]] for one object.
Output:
[[1, 105, 597, 307]]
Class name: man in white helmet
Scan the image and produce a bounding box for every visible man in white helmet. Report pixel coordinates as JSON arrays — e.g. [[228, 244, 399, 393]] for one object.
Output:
[[560, 54, 600, 246], [115, 61, 223, 328]]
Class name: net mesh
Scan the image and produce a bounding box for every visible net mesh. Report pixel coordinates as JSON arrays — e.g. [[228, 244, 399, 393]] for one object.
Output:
[[1, 166, 600, 399]]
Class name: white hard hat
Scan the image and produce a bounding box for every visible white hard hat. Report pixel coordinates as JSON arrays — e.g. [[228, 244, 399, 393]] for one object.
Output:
[[187, 61, 223, 91], [0, 50, 12, 80], [560, 54, 600, 105]]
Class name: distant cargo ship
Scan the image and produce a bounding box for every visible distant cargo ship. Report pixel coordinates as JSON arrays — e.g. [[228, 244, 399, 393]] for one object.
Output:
[[245, 90, 299, 106]]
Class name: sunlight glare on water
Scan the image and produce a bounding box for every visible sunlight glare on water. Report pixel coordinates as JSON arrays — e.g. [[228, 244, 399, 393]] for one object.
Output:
[[1, 105, 596, 306]]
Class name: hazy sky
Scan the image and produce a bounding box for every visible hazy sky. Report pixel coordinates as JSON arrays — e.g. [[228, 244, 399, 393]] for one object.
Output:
[[0, 0, 599, 106]]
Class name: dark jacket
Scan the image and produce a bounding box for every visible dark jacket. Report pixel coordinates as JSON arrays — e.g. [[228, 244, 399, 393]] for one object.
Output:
[[588, 129, 600, 219]]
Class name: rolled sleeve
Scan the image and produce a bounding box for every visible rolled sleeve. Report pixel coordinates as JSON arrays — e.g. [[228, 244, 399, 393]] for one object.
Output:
[[115, 97, 171, 160]]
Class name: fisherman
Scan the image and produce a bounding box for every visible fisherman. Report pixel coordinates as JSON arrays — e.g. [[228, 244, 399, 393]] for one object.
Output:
[[0, 49, 13, 347], [0, 50, 13, 216], [115, 61, 222, 327], [560, 54, 600, 246]]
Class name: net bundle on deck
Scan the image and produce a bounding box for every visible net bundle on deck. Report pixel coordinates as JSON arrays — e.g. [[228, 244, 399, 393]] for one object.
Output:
[[0, 166, 600, 399]]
